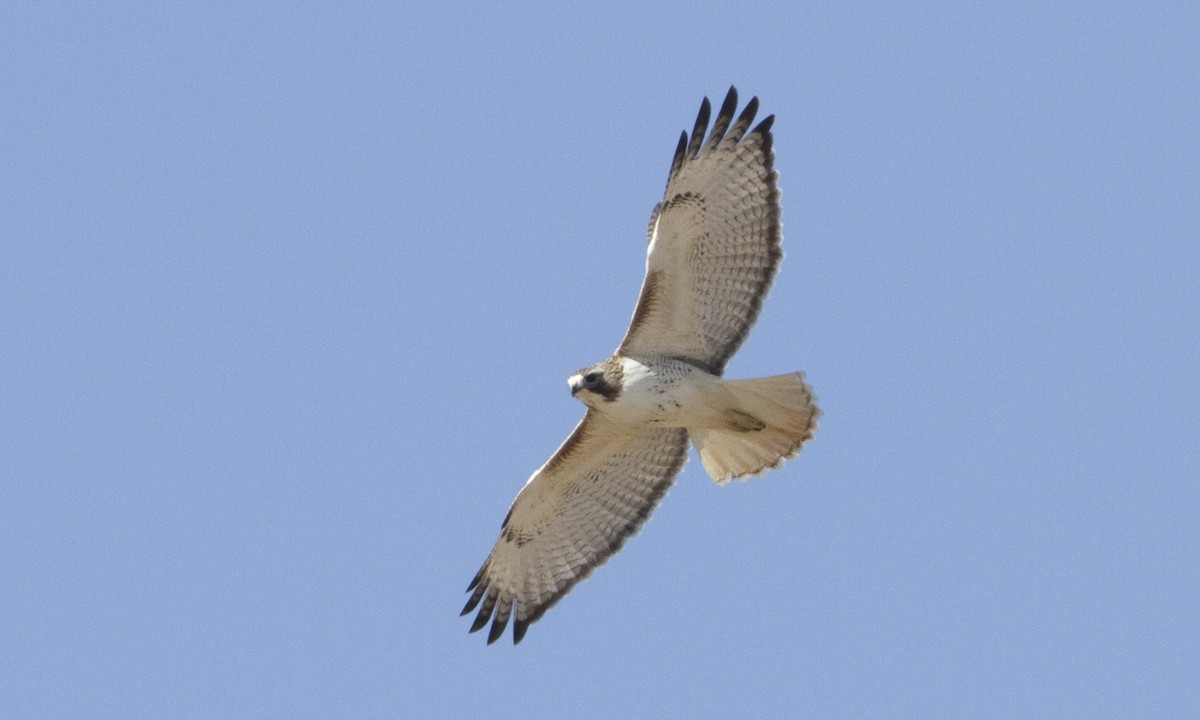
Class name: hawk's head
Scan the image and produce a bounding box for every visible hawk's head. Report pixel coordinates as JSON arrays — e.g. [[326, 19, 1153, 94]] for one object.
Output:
[[568, 358, 623, 405]]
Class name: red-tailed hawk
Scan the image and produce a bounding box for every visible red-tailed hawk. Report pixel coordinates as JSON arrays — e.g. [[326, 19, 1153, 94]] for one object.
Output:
[[462, 87, 818, 644]]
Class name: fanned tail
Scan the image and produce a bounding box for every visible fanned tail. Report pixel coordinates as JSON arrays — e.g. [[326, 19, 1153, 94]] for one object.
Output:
[[689, 372, 818, 484]]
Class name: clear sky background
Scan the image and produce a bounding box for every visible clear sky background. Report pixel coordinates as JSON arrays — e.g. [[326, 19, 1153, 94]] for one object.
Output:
[[3, 2, 1197, 718]]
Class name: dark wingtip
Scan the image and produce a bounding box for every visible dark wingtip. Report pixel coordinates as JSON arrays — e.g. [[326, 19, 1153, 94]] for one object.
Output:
[[703, 87, 740, 153], [745, 95, 760, 116], [465, 564, 485, 593], [513, 618, 530, 644], [722, 85, 738, 111], [685, 96, 712, 161], [741, 96, 760, 126], [723, 95, 761, 145], [755, 114, 776, 166], [487, 616, 508, 644], [462, 571, 486, 614], [469, 609, 490, 634], [668, 131, 688, 182]]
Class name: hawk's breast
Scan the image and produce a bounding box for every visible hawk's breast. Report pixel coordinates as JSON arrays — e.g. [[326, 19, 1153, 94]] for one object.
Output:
[[603, 356, 724, 428]]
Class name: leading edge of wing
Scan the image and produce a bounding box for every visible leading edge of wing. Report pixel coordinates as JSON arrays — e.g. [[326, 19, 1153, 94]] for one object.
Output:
[[461, 411, 689, 644]]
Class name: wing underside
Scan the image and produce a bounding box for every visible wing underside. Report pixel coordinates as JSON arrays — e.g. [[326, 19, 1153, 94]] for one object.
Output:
[[618, 86, 782, 375], [462, 411, 689, 644]]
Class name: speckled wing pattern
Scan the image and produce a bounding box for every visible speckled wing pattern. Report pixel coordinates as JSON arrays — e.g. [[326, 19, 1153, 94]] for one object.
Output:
[[618, 87, 782, 375], [462, 411, 688, 644]]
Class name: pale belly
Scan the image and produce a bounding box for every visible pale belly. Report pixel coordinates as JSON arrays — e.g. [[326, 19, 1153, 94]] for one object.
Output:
[[605, 356, 727, 427]]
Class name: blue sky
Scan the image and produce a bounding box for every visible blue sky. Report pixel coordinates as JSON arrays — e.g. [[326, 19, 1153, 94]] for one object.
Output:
[[3, 1, 1197, 717]]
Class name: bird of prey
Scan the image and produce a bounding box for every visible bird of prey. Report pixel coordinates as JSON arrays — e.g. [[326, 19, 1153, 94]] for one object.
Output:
[[462, 87, 818, 644]]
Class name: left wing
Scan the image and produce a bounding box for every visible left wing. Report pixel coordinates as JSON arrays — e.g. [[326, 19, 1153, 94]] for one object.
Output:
[[618, 86, 782, 375], [462, 411, 688, 644]]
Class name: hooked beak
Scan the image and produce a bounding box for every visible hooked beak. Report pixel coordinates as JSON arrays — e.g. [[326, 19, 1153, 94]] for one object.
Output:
[[568, 374, 584, 395]]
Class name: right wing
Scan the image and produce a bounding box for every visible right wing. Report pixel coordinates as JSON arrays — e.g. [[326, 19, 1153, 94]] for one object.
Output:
[[462, 411, 689, 644]]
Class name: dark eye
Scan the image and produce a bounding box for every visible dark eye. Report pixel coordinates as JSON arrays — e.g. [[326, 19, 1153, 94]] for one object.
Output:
[[583, 371, 601, 384]]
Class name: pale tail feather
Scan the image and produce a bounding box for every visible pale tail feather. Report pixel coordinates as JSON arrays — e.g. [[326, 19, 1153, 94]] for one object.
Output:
[[690, 372, 818, 484]]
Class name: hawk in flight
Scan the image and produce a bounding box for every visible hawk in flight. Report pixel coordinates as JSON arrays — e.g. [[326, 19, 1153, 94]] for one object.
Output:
[[463, 87, 818, 644]]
